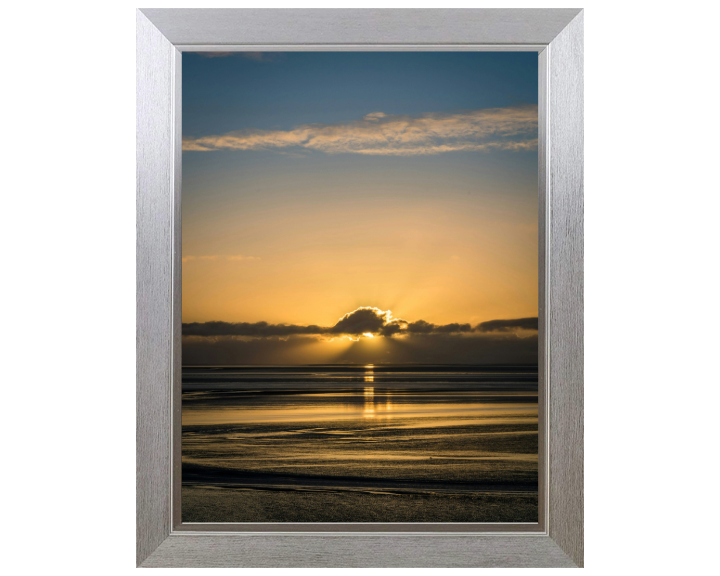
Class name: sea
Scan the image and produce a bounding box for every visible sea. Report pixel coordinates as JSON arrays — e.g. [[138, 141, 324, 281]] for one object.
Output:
[[182, 364, 539, 523]]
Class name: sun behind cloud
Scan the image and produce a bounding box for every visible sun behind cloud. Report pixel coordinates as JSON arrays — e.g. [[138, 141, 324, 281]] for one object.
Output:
[[182, 306, 538, 340]]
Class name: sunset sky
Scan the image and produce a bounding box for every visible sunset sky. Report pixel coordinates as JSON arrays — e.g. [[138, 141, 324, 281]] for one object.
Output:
[[182, 51, 539, 365]]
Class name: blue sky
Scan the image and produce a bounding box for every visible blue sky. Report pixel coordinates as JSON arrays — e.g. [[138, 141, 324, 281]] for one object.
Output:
[[183, 51, 538, 136]]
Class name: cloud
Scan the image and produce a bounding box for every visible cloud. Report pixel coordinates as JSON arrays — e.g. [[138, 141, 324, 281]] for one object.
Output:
[[183, 306, 538, 339], [475, 317, 539, 332], [196, 52, 235, 58], [196, 52, 277, 62], [329, 307, 395, 335], [182, 332, 539, 366], [183, 307, 396, 338], [406, 320, 473, 334], [182, 105, 538, 156], [237, 52, 277, 62], [363, 112, 388, 122], [182, 255, 259, 263], [183, 321, 325, 338]]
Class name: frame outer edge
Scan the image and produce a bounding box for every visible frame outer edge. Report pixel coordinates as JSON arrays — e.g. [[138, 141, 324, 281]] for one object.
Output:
[[547, 10, 584, 568], [136, 10, 174, 566], [143, 534, 576, 568], [136, 7, 584, 568]]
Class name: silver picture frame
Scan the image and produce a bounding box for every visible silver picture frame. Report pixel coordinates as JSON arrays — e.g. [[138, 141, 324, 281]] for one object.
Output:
[[137, 8, 583, 568]]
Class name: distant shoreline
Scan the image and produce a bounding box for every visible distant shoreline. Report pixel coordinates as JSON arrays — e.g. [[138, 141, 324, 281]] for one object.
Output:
[[182, 364, 540, 372]]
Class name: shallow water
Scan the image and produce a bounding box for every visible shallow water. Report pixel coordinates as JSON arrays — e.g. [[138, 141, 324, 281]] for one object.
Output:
[[182, 365, 538, 522]]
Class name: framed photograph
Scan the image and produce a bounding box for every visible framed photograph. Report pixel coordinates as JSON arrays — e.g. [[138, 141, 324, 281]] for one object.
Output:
[[137, 8, 583, 568]]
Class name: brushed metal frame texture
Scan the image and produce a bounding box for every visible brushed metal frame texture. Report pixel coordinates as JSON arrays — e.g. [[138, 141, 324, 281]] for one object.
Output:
[[137, 8, 583, 568]]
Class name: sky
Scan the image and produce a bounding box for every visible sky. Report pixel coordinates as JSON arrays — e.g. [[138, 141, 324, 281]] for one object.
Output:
[[182, 51, 539, 365]]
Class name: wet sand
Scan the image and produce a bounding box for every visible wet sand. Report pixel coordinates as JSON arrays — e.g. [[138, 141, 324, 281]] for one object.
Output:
[[183, 485, 538, 523], [182, 365, 538, 523]]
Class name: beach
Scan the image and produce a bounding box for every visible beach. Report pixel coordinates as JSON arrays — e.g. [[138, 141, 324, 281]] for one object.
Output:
[[182, 365, 538, 523]]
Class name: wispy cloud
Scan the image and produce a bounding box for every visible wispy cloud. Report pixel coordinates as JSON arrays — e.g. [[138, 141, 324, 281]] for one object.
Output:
[[183, 105, 538, 156], [196, 51, 278, 62], [237, 52, 277, 62], [182, 255, 260, 263], [196, 52, 235, 58]]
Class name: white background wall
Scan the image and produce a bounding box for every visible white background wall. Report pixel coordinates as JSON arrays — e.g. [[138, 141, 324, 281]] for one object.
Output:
[[1, 1, 717, 573]]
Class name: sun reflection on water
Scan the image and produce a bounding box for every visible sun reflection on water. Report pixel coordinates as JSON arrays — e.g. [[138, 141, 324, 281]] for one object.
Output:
[[364, 364, 374, 383], [364, 386, 375, 417]]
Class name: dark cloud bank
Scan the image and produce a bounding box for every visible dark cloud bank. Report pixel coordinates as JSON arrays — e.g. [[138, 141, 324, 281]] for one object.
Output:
[[183, 307, 538, 365], [183, 307, 538, 338], [183, 332, 538, 366]]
